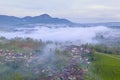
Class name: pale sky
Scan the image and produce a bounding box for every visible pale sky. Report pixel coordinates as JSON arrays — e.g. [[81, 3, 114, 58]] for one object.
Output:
[[0, 0, 120, 23]]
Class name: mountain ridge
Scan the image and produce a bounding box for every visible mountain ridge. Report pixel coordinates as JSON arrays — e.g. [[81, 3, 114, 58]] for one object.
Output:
[[0, 14, 73, 26], [0, 14, 120, 28]]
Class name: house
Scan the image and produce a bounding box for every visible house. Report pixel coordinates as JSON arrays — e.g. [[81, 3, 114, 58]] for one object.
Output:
[[84, 48, 90, 53]]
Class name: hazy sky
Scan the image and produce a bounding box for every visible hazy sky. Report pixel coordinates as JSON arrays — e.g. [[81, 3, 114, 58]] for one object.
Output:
[[0, 0, 120, 23]]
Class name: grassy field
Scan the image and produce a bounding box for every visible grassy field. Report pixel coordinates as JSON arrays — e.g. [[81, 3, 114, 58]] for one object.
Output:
[[91, 52, 120, 80]]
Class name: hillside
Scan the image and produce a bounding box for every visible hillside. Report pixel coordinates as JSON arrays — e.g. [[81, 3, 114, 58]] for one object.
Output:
[[91, 52, 120, 80]]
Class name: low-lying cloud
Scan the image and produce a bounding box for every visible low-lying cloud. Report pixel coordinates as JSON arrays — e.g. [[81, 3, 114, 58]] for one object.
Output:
[[0, 26, 119, 43]]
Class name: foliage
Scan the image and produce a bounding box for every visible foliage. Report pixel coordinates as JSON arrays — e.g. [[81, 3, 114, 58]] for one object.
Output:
[[91, 52, 120, 80]]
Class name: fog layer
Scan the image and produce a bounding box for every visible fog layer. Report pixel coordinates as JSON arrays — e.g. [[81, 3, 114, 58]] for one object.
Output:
[[0, 26, 119, 43]]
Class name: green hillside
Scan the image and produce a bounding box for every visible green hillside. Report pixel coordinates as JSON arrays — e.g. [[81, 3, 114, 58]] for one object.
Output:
[[91, 52, 120, 80]]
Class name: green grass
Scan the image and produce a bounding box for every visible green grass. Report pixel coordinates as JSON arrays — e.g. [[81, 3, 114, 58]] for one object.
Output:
[[111, 54, 120, 59], [91, 52, 120, 80]]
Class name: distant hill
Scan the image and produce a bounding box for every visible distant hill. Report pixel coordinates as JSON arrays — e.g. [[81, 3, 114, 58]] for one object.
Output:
[[82, 22, 120, 28], [0, 14, 73, 26], [0, 14, 120, 28]]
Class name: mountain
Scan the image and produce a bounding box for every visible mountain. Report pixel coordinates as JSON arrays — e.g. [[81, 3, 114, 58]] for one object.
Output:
[[0, 14, 120, 28], [0, 14, 73, 26], [82, 22, 120, 28], [0, 15, 21, 26]]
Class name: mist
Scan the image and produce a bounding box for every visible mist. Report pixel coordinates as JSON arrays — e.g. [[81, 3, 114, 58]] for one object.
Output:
[[0, 26, 119, 43]]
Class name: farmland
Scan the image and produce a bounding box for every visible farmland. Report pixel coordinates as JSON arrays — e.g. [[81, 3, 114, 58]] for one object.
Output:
[[91, 52, 120, 80]]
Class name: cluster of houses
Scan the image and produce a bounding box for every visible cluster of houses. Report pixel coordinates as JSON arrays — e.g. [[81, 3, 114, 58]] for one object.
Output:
[[38, 45, 91, 80], [63, 45, 91, 79], [0, 44, 92, 80], [0, 48, 36, 64], [70, 45, 91, 70]]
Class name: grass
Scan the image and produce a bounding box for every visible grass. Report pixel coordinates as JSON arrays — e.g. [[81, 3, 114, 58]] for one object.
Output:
[[91, 52, 120, 80]]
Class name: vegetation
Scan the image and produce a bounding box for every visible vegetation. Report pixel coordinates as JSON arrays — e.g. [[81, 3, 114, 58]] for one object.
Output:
[[0, 37, 120, 80], [91, 45, 120, 55], [0, 37, 44, 52], [91, 52, 120, 80], [0, 38, 73, 80]]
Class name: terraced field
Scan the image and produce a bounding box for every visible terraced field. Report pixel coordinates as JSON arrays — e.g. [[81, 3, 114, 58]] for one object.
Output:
[[91, 52, 120, 80]]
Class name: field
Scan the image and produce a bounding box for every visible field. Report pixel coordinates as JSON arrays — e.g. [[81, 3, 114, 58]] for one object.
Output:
[[91, 52, 120, 80]]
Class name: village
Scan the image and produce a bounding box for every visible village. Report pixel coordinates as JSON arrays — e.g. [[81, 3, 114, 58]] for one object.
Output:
[[37, 45, 92, 80], [0, 49, 37, 64], [0, 44, 92, 80]]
